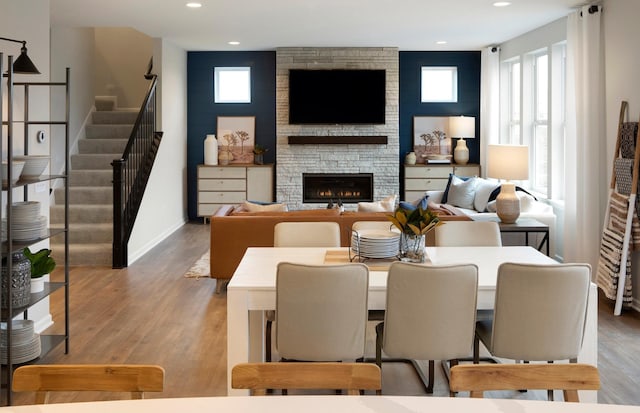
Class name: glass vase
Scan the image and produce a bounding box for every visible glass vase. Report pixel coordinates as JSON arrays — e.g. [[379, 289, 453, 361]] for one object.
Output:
[[399, 233, 426, 263]]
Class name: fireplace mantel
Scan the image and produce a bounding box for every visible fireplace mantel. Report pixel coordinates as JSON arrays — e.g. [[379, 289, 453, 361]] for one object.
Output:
[[288, 136, 388, 145]]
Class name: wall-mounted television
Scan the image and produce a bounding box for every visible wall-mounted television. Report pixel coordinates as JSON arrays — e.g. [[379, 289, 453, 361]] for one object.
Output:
[[289, 69, 386, 125]]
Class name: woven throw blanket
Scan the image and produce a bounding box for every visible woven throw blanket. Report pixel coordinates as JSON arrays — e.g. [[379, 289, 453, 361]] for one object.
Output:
[[597, 226, 633, 306]]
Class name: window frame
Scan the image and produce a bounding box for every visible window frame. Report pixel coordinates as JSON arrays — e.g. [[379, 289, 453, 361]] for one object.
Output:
[[420, 66, 458, 103], [214, 67, 251, 104]]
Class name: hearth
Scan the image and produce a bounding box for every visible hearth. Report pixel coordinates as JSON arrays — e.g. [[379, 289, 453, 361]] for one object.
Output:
[[303, 173, 373, 204]]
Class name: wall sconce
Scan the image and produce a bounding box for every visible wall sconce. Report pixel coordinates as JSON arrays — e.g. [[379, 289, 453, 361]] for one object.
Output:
[[0, 36, 40, 74], [449, 116, 475, 165]]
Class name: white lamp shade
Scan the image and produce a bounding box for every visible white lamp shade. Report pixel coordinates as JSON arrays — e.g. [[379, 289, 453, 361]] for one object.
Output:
[[487, 144, 529, 180], [449, 116, 475, 139]]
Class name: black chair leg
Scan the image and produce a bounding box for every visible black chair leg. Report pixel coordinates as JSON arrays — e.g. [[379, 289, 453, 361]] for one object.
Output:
[[375, 322, 384, 368]]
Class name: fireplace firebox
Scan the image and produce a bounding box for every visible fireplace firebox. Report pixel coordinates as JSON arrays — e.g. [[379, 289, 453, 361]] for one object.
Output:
[[302, 173, 374, 204]]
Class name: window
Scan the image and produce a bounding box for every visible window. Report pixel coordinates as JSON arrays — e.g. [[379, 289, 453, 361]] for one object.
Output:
[[421, 67, 457, 102], [214, 67, 251, 103]]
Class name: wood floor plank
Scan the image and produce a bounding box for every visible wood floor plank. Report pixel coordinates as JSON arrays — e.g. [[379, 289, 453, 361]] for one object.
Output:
[[8, 222, 640, 405]]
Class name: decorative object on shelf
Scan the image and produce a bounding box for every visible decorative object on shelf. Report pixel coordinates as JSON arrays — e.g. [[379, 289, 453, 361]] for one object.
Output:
[[217, 116, 256, 164], [0, 320, 41, 364], [1, 160, 25, 185], [204, 134, 218, 165], [14, 155, 49, 178], [253, 144, 268, 165], [1, 251, 31, 309], [218, 150, 233, 166], [405, 151, 417, 165], [23, 247, 56, 294], [487, 144, 529, 224], [413, 116, 452, 163], [449, 115, 475, 165], [387, 205, 441, 263], [0, 37, 40, 74]]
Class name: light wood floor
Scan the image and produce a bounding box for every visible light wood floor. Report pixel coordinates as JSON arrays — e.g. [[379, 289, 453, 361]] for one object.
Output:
[[9, 222, 640, 405]]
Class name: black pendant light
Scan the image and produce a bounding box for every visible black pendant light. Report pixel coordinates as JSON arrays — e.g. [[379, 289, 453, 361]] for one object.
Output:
[[0, 37, 40, 74]]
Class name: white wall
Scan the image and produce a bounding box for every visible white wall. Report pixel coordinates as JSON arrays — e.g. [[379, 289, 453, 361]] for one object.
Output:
[[603, 0, 640, 311], [1, 0, 53, 331], [94, 28, 153, 108], [127, 38, 188, 264]]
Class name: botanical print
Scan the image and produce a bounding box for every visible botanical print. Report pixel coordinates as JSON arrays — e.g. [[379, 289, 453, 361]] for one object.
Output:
[[217, 116, 256, 164], [413, 116, 452, 163]]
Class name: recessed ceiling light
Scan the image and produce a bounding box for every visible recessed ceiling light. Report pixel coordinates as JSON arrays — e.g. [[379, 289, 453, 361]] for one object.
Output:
[[186, 2, 202, 8], [228, 41, 240, 45], [493, 1, 511, 6], [436, 41, 447, 45]]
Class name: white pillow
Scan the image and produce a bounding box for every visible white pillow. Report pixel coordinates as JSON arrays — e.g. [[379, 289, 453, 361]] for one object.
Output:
[[473, 178, 501, 212], [357, 194, 397, 212], [242, 201, 288, 212], [517, 191, 536, 212], [446, 176, 477, 210]]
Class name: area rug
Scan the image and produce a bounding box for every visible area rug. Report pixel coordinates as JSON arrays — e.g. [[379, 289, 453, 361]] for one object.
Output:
[[184, 251, 210, 279]]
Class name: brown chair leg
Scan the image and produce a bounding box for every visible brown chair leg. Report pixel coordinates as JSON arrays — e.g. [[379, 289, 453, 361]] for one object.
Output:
[[265, 317, 273, 362]]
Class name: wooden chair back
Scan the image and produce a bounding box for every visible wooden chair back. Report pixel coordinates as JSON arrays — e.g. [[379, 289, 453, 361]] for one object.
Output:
[[449, 363, 600, 402], [231, 362, 381, 395], [12, 364, 165, 404]]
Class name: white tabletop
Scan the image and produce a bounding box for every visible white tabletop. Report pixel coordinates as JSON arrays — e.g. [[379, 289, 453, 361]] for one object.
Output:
[[1, 396, 638, 413]]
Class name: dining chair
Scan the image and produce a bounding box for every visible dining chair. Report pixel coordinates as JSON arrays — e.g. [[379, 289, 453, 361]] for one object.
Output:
[[12, 364, 165, 404], [276, 262, 369, 362], [434, 221, 502, 247], [449, 363, 600, 402], [231, 362, 382, 395], [376, 262, 478, 394], [266, 222, 342, 362]]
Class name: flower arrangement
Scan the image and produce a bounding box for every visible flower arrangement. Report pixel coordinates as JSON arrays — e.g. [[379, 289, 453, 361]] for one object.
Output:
[[387, 205, 441, 235]]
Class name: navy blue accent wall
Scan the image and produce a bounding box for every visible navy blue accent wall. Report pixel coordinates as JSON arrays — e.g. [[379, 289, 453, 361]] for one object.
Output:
[[399, 51, 481, 181], [187, 51, 276, 220]]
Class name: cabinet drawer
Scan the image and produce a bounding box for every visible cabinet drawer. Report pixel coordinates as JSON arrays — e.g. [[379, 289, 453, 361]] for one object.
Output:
[[405, 166, 453, 179], [198, 191, 247, 203], [199, 179, 246, 191], [198, 203, 226, 217], [198, 166, 247, 179], [453, 165, 480, 177], [405, 178, 448, 191]]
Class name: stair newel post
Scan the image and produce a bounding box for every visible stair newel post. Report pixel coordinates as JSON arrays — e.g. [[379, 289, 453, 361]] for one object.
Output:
[[112, 158, 127, 269]]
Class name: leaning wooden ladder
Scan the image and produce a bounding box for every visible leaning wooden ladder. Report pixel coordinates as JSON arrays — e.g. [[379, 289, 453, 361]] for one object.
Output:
[[597, 101, 640, 315]]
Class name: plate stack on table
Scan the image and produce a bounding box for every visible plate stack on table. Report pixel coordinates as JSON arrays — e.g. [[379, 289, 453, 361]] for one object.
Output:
[[0, 320, 41, 364], [351, 228, 401, 259], [1, 201, 47, 242]]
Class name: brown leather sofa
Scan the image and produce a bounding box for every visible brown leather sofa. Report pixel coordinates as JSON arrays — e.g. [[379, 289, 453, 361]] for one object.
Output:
[[209, 205, 469, 289]]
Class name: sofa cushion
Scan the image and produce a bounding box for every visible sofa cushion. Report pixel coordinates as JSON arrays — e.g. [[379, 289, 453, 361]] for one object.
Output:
[[242, 200, 288, 213], [398, 195, 429, 211], [474, 178, 501, 212], [357, 194, 397, 212], [446, 176, 477, 209], [442, 174, 473, 204]]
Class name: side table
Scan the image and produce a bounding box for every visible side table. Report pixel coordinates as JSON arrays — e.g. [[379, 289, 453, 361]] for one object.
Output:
[[471, 216, 550, 256]]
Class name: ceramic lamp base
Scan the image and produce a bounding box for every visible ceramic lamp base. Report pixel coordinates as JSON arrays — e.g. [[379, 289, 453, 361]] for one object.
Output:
[[454, 138, 469, 165], [496, 182, 520, 224]]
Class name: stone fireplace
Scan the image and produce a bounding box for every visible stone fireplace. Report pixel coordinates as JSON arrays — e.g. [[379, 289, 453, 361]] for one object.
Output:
[[275, 47, 400, 210], [303, 173, 374, 204]]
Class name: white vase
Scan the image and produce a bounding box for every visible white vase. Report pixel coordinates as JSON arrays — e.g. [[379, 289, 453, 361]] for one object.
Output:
[[204, 134, 218, 165], [30, 277, 45, 293], [405, 151, 417, 165]]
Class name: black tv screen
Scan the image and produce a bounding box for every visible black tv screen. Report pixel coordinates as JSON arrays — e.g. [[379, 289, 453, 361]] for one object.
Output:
[[289, 69, 386, 125]]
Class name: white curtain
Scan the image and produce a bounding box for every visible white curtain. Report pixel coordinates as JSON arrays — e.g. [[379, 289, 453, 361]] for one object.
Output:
[[480, 47, 500, 177], [564, 6, 606, 271]]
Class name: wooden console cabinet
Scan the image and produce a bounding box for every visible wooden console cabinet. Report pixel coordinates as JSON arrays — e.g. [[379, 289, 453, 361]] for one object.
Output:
[[404, 164, 480, 202], [197, 164, 273, 218]]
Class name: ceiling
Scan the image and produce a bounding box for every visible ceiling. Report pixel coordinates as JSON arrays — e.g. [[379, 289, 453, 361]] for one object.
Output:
[[50, 0, 586, 51]]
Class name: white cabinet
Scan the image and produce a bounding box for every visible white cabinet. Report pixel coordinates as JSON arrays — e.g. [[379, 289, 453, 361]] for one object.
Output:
[[197, 165, 273, 217], [404, 164, 480, 202]]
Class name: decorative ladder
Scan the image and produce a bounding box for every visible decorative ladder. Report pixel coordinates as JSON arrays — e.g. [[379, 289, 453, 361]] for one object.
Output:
[[597, 101, 640, 315]]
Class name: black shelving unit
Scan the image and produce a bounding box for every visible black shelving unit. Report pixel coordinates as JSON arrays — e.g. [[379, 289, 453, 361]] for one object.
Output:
[[0, 54, 70, 405]]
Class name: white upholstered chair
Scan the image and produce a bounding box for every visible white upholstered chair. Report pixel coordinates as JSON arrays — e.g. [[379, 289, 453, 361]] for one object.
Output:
[[276, 262, 369, 362], [376, 262, 478, 393], [434, 221, 502, 247]]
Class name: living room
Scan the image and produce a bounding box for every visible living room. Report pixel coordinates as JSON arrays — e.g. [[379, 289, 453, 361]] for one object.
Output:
[[2, 0, 640, 406]]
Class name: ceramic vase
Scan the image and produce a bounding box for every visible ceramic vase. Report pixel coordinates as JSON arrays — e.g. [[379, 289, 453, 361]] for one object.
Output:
[[204, 134, 218, 165], [399, 233, 426, 263], [1, 251, 31, 309], [405, 151, 417, 165]]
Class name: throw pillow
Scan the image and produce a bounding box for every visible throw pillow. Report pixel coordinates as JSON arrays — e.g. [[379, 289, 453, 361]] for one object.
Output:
[[473, 178, 501, 212], [446, 176, 477, 209], [242, 200, 288, 213], [442, 174, 472, 204], [357, 194, 397, 212], [398, 195, 429, 211]]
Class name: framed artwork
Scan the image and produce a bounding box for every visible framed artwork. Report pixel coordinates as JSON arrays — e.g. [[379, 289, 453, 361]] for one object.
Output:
[[413, 116, 452, 163], [217, 116, 256, 164]]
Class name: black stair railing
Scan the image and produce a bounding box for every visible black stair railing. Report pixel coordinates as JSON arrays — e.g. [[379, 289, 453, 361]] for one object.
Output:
[[112, 59, 163, 268]]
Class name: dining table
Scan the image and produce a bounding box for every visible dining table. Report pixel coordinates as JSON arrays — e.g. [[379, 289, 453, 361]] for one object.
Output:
[[1, 396, 637, 413], [226, 246, 599, 401]]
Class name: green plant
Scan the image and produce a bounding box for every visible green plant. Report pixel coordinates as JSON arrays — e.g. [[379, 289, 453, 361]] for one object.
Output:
[[23, 247, 56, 279], [253, 144, 269, 154], [387, 205, 441, 235]]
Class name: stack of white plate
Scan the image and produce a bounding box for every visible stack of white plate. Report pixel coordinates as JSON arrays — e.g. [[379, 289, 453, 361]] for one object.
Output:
[[1, 201, 47, 241], [351, 228, 400, 259], [0, 320, 41, 364], [14, 155, 50, 178]]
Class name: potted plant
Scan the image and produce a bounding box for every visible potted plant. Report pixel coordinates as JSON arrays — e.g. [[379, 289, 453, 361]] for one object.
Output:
[[387, 205, 442, 262], [23, 247, 56, 293], [253, 144, 268, 165]]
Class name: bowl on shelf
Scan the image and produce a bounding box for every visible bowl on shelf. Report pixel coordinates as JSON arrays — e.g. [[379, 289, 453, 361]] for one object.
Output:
[[1, 160, 25, 185], [14, 155, 50, 178]]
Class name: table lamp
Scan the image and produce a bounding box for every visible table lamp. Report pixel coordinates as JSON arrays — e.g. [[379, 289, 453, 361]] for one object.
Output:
[[487, 144, 529, 223], [449, 116, 475, 165]]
